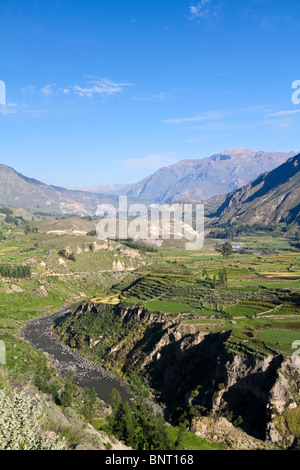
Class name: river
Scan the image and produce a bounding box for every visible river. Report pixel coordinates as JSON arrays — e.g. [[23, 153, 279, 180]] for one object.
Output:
[[21, 308, 131, 404]]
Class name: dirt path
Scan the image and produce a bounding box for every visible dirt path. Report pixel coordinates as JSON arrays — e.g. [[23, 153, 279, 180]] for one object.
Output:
[[233, 304, 283, 320]]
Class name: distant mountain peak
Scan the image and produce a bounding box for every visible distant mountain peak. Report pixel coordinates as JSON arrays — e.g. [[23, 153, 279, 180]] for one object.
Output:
[[121, 149, 297, 203]]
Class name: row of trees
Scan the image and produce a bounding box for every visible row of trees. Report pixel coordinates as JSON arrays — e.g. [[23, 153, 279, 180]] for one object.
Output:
[[207, 222, 285, 239], [0, 264, 31, 279], [198, 268, 228, 288], [24, 225, 38, 234]]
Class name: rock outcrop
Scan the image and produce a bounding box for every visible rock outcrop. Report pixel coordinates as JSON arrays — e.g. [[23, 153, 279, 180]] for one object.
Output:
[[190, 416, 271, 450], [55, 302, 300, 448]]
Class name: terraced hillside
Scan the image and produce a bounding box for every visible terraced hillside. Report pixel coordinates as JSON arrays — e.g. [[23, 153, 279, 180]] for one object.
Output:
[[1, 207, 299, 449], [54, 236, 300, 448], [0, 210, 146, 338]]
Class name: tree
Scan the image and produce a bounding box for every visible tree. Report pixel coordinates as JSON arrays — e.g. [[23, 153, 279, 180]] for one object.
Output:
[[221, 242, 234, 259], [107, 382, 174, 451], [175, 423, 186, 450], [218, 268, 228, 285], [68, 252, 76, 262], [34, 361, 52, 393], [82, 387, 98, 422], [123, 401, 136, 447], [60, 369, 75, 407], [58, 249, 67, 258], [202, 268, 208, 278]]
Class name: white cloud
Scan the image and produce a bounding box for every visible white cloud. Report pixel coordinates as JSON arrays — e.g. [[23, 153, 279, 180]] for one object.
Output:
[[243, 104, 272, 113], [21, 78, 131, 102], [190, 0, 213, 20], [133, 92, 171, 102], [121, 154, 178, 170], [165, 114, 207, 124], [164, 110, 228, 124], [21, 108, 47, 117], [41, 84, 56, 96], [64, 79, 132, 97], [0, 102, 17, 115], [267, 110, 300, 117], [21, 85, 36, 94]]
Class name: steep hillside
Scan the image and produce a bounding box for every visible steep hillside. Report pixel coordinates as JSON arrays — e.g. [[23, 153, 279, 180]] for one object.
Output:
[[122, 149, 295, 203], [212, 153, 300, 225], [55, 301, 300, 448], [0, 164, 134, 215]]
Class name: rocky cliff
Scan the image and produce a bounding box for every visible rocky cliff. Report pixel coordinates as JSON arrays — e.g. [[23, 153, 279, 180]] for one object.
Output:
[[55, 302, 300, 448]]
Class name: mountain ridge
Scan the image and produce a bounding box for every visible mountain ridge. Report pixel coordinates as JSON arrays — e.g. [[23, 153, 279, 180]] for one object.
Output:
[[211, 153, 300, 225], [0, 164, 142, 215], [123, 149, 297, 203], [75, 149, 297, 203]]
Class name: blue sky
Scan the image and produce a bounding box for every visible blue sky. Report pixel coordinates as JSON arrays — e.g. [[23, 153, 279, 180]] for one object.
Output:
[[0, 0, 300, 187]]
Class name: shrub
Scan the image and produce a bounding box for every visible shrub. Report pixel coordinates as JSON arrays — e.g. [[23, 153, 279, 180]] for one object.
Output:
[[0, 388, 66, 450]]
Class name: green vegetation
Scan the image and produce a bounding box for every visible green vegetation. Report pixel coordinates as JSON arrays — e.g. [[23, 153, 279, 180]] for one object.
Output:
[[0, 208, 300, 450], [256, 329, 300, 355], [113, 238, 159, 253], [106, 375, 222, 450], [0, 264, 31, 279], [0, 368, 118, 450], [108, 386, 173, 450], [166, 426, 224, 450], [220, 241, 234, 259], [58, 249, 76, 262], [82, 387, 98, 422], [0, 387, 66, 450], [55, 231, 300, 363], [145, 300, 190, 314], [284, 407, 300, 444]]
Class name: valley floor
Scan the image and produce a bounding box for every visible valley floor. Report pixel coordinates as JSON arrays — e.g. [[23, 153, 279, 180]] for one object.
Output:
[[0, 214, 299, 450]]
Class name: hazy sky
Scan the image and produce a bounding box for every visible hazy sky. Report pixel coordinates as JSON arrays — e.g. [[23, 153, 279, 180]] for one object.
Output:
[[0, 0, 300, 187]]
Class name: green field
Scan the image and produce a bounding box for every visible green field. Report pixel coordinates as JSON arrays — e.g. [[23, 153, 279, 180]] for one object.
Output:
[[256, 329, 300, 355], [0, 211, 300, 451], [145, 300, 191, 314], [109, 233, 300, 358], [166, 426, 225, 450]]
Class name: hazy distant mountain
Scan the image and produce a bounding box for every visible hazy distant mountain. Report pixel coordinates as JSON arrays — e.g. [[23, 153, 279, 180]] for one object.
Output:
[[68, 183, 132, 195], [0, 164, 137, 215], [121, 149, 296, 203], [211, 153, 300, 225]]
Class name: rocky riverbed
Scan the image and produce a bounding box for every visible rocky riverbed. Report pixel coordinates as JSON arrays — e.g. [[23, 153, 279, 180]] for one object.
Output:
[[21, 307, 130, 404]]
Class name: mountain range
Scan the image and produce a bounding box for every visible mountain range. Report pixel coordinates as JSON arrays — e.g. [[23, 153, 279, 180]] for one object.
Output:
[[0, 164, 139, 215], [0, 148, 299, 225], [211, 152, 300, 226], [80, 148, 296, 203]]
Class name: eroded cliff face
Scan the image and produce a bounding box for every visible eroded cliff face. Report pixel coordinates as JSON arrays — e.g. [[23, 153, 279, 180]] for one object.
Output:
[[55, 302, 300, 448]]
